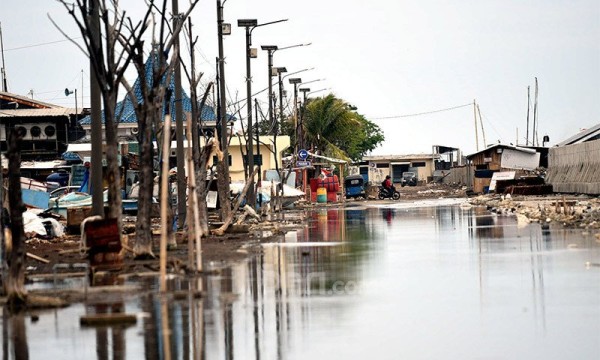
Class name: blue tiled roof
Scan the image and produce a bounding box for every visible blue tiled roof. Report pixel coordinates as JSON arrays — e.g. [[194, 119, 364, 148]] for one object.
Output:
[[80, 52, 231, 126]]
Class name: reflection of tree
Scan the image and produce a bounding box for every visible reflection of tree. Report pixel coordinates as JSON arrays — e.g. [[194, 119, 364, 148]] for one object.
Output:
[[8, 312, 29, 359]]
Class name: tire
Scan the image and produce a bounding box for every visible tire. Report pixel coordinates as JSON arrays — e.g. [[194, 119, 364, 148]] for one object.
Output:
[[392, 191, 400, 200], [378, 192, 385, 200]]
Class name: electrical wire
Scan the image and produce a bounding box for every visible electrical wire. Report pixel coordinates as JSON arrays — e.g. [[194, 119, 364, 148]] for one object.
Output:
[[371, 102, 472, 120], [4, 37, 83, 52]]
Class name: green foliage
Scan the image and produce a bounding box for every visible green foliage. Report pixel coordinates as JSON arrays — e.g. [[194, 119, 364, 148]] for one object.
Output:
[[302, 94, 384, 161]]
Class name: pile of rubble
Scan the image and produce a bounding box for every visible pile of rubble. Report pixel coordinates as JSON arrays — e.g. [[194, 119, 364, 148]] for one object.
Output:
[[469, 194, 600, 229]]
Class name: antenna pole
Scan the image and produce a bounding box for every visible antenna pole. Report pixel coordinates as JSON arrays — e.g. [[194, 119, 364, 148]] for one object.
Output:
[[533, 77, 539, 146], [0, 22, 8, 92], [473, 99, 479, 151], [526, 86, 530, 146], [477, 104, 486, 148]]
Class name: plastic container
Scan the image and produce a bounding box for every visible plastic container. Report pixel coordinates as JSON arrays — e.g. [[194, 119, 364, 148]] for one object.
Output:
[[316, 187, 327, 203]]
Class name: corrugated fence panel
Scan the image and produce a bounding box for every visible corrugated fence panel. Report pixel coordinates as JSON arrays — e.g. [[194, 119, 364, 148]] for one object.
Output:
[[547, 139, 600, 194]]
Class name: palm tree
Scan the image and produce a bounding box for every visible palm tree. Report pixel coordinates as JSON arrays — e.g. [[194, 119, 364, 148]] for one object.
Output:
[[302, 94, 360, 160]]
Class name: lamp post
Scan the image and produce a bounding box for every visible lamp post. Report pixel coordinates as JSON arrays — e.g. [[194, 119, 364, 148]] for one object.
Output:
[[260, 45, 278, 136], [308, 87, 330, 97], [276, 67, 287, 135], [216, 0, 233, 220], [238, 19, 287, 208], [288, 77, 301, 153], [298, 87, 310, 150], [260, 43, 311, 136]]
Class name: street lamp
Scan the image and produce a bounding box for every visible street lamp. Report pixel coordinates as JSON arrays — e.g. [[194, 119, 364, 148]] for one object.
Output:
[[260, 43, 311, 136], [308, 87, 330, 96], [288, 77, 302, 152], [275, 67, 287, 135], [238, 18, 287, 207], [298, 87, 310, 150]]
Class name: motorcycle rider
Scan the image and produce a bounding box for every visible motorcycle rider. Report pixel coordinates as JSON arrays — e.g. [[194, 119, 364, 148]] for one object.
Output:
[[382, 175, 394, 197]]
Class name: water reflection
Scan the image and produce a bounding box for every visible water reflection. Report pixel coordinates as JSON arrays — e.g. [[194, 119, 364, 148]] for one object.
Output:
[[2, 204, 599, 359]]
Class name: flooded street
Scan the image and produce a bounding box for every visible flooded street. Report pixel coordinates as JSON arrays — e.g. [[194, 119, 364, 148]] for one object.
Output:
[[3, 201, 600, 359]]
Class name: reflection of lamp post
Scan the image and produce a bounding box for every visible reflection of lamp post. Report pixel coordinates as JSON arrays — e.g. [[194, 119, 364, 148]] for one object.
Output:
[[288, 77, 301, 152], [238, 19, 287, 207]]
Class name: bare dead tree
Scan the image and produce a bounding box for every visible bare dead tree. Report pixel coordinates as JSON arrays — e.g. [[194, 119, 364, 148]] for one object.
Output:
[[54, 0, 155, 228], [180, 18, 210, 235], [118, 0, 199, 257]]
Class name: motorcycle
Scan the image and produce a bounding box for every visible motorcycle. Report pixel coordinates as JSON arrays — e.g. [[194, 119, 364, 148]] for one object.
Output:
[[378, 186, 400, 200]]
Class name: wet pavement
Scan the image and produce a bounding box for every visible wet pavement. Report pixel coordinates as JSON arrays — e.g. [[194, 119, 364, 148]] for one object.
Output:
[[3, 200, 600, 359]]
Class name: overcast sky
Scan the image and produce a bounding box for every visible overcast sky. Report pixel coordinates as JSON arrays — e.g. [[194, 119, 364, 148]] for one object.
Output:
[[1, 0, 599, 155]]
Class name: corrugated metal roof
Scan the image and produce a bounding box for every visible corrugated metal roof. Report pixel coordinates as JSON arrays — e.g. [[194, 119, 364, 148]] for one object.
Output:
[[0, 107, 76, 117], [466, 144, 537, 158], [79, 52, 233, 126], [0, 91, 59, 109], [363, 154, 440, 161], [555, 123, 600, 147]]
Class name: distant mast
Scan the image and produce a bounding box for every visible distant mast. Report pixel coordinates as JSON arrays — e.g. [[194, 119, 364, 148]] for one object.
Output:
[[473, 99, 479, 151], [0, 21, 8, 92], [526, 86, 530, 146], [533, 77, 539, 146]]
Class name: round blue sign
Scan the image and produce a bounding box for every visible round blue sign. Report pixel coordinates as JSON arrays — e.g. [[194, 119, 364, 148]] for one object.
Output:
[[298, 149, 308, 160]]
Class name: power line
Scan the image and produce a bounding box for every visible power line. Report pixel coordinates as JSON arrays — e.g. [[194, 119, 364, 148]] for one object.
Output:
[[4, 37, 83, 52], [371, 102, 473, 120]]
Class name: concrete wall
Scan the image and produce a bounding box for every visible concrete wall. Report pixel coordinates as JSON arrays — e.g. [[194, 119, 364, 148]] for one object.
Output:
[[546, 139, 600, 194]]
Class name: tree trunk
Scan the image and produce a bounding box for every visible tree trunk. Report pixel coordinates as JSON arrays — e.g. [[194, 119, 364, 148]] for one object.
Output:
[[5, 129, 27, 309], [103, 97, 123, 223], [217, 157, 232, 221], [193, 85, 213, 235], [134, 109, 155, 258]]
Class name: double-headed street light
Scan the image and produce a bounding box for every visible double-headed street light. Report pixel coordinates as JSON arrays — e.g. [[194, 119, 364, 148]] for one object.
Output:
[[238, 18, 287, 207]]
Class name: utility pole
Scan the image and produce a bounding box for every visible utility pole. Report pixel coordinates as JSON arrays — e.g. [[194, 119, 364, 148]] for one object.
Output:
[[0, 22, 8, 92], [216, 0, 232, 220], [172, 0, 186, 230], [90, 0, 104, 217]]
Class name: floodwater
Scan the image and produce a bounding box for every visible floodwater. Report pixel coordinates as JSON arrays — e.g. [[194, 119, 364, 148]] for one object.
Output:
[[3, 199, 600, 359]]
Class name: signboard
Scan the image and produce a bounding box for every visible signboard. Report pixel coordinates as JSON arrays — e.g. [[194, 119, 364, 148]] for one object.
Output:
[[206, 191, 218, 209], [489, 171, 516, 191], [298, 149, 308, 160], [501, 149, 540, 171], [296, 160, 311, 167]]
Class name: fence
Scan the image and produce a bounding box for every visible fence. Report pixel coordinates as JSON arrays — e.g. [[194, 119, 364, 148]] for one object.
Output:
[[546, 139, 600, 194]]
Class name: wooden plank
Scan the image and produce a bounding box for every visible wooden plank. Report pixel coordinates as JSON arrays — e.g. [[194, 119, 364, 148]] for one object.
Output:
[[80, 313, 137, 326], [27, 252, 50, 264]]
